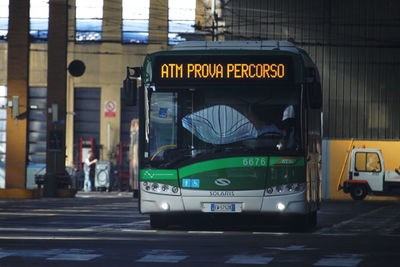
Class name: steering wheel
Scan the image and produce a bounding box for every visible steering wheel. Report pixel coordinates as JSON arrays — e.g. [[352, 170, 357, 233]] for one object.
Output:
[[150, 145, 177, 161]]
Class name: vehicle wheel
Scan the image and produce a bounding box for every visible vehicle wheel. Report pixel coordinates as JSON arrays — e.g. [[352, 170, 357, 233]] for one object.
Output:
[[150, 214, 169, 229], [350, 184, 367, 200]]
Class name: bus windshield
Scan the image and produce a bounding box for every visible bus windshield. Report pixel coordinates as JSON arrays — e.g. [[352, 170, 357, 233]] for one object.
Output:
[[146, 86, 302, 166]]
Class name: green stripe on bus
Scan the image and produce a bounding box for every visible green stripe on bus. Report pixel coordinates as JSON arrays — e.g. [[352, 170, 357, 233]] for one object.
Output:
[[140, 169, 178, 180], [179, 157, 269, 178]]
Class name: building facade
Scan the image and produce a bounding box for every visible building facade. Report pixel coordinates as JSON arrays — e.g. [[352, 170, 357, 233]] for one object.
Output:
[[0, 0, 210, 190], [1, 0, 400, 200], [221, 0, 400, 199]]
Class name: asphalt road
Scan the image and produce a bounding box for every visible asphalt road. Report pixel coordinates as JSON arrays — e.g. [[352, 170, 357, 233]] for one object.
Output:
[[0, 192, 399, 266]]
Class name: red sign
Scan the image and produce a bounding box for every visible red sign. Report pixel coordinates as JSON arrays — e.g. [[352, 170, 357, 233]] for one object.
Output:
[[104, 100, 117, 117]]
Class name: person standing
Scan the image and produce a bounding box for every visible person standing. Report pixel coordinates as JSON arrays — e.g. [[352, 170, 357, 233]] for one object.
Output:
[[83, 150, 97, 192]]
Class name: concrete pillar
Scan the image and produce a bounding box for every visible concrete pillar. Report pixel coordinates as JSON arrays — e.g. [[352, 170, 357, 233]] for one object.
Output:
[[99, 0, 123, 161], [5, 0, 30, 189], [65, 0, 75, 167], [149, 0, 168, 47], [103, 0, 122, 42], [45, 0, 68, 196]]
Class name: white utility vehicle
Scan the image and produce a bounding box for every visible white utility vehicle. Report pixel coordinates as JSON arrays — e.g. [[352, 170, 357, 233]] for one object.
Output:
[[342, 148, 400, 200]]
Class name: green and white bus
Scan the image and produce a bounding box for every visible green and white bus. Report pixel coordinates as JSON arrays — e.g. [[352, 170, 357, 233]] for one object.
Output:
[[132, 41, 322, 229]]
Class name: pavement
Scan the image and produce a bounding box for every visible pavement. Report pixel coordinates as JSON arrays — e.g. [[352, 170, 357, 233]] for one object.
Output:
[[0, 192, 399, 266]]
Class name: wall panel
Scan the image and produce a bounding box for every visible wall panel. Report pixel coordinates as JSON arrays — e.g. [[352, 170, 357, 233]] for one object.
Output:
[[222, 0, 400, 140]]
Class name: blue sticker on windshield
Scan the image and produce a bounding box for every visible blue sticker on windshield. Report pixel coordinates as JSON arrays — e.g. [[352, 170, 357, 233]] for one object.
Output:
[[191, 179, 200, 188], [159, 108, 168, 118], [182, 179, 200, 188], [182, 179, 191, 188]]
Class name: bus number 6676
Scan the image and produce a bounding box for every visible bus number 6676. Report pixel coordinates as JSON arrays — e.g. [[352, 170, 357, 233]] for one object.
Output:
[[242, 158, 267, 166]]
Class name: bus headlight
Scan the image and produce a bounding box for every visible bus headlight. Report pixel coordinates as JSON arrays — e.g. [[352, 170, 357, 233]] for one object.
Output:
[[160, 202, 170, 211], [161, 184, 169, 192], [151, 183, 160, 192], [264, 183, 306, 196], [277, 202, 286, 211], [172, 186, 179, 194], [141, 181, 181, 196], [286, 184, 294, 192]]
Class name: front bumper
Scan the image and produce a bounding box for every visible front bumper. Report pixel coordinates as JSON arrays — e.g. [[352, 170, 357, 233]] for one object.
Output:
[[140, 189, 308, 215]]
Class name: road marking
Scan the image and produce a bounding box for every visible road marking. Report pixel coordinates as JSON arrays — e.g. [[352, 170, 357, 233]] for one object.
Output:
[[314, 258, 362, 267], [265, 245, 319, 251], [121, 229, 157, 233], [319, 233, 359, 237], [253, 232, 288, 235], [0, 236, 156, 241], [136, 249, 188, 263], [314, 254, 364, 267], [0, 212, 58, 216], [47, 253, 101, 261], [225, 255, 274, 265], [187, 231, 224, 234], [84, 220, 151, 231], [0, 227, 97, 232], [0, 211, 138, 218], [137, 254, 187, 263], [0, 248, 101, 261]]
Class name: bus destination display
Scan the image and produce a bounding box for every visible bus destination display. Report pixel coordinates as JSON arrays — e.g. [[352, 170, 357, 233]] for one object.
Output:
[[153, 55, 293, 85]]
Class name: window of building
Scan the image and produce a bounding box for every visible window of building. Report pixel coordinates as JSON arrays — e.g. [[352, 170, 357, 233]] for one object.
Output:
[[76, 0, 103, 42], [168, 0, 196, 45], [0, 0, 8, 41], [122, 0, 149, 44], [30, 0, 49, 42]]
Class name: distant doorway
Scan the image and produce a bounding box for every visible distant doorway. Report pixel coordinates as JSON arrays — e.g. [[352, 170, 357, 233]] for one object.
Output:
[[74, 87, 100, 168]]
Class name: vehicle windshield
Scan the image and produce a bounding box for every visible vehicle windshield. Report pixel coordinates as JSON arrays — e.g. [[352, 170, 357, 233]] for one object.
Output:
[[146, 86, 302, 167]]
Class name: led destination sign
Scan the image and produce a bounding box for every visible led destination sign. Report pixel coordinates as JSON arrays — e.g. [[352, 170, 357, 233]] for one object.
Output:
[[153, 55, 293, 85], [161, 63, 285, 79]]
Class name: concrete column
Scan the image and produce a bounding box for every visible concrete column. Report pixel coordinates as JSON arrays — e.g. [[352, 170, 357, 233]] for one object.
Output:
[[45, 0, 68, 196], [65, 0, 75, 167], [5, 0, 30, 189], [103, 0, 122, 42], [149, 0, 168, 47], [99, 0, 123, 161]]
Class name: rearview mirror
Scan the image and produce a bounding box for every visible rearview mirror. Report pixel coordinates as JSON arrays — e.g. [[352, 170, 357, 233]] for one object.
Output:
[[308, 83, 322, 109], [123, 78, 137, 106]]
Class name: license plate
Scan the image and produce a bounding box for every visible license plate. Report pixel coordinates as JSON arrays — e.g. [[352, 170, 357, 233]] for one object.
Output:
[[202, 203, 242, 213]]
